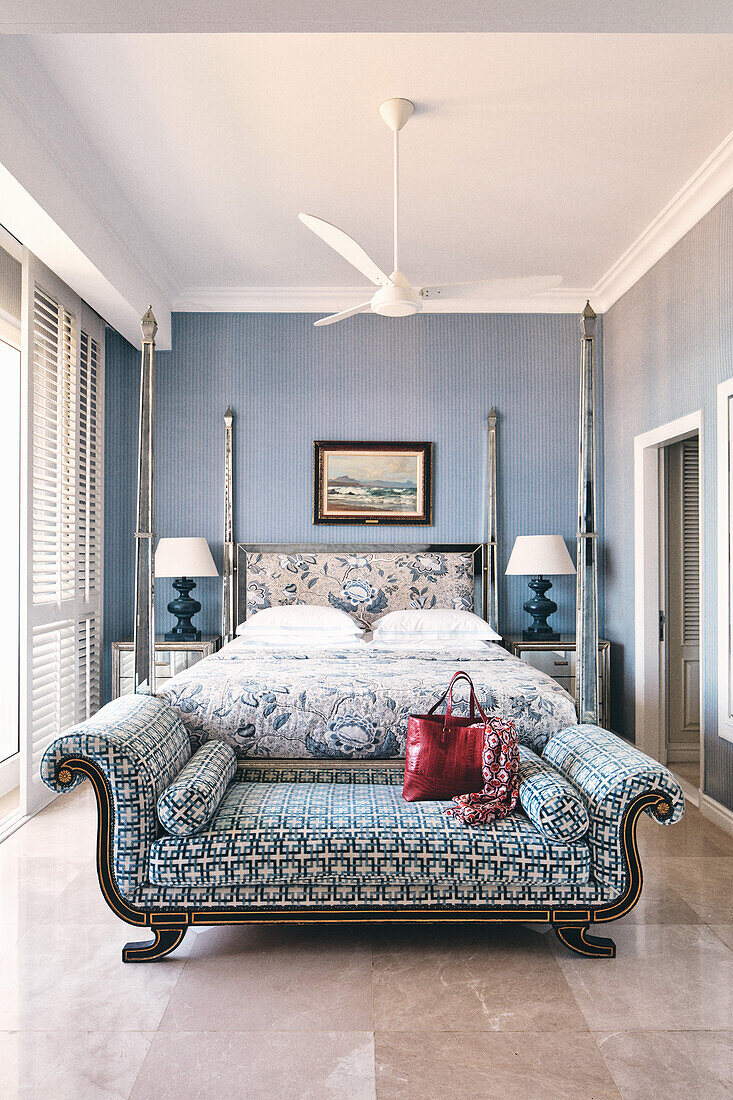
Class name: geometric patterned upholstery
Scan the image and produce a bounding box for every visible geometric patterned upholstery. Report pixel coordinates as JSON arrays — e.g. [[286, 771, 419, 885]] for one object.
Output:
[[518, 745, 590, 843], [135, 875, 609, 911], [40, 694, 191, 898], [157, 740, 237, 836], [40, 704, 684, 912], [543, 724, 685, 886], [148, 780, 592, 888], [135, 876, 610, 910]]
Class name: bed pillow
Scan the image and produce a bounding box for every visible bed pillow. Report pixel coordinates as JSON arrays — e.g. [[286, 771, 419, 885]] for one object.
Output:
[[157, 740, 237, 837], [236, 605, 363, 637], [234, 630, 366, 649], [370, 631, 490, 650], [371, 608, 501, 641], [518, 745, 589, 843]]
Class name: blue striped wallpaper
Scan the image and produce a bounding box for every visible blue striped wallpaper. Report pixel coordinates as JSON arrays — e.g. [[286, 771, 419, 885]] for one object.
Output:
[[604, 189, 733, 810], [104, 311, 603, 700]]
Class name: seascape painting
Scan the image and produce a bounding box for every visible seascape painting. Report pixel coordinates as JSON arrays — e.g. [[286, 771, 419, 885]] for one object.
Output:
[[314, 442, 432, 525]]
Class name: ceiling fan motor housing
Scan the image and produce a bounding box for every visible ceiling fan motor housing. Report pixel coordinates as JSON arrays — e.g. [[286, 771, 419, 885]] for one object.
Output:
[[371, 271, 423, 317]]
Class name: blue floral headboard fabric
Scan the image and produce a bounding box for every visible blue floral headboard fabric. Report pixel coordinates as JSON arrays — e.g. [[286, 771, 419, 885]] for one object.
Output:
[[240, 549, 476, 629]]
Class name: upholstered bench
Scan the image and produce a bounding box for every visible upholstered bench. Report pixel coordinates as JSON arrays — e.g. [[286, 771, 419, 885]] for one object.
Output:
[[41, 694, 684, 962]]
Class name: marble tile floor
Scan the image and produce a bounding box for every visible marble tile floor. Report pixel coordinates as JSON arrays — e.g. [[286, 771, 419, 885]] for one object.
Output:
[[0, 784, 731, 1099]]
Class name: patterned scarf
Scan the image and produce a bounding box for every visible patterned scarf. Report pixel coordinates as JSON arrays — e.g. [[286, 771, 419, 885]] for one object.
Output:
[[444, 716, 520, 826]]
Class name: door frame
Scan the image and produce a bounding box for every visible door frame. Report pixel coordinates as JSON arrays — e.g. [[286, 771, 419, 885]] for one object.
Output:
[[0, 300, 21, 806], [634, 411, 704, 787]]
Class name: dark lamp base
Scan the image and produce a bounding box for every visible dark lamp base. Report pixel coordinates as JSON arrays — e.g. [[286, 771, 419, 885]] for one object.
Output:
[[166, 577, 202, 644], [165, 628, 202, 642], [522, 628, 561, 641], [522, 575, 561, 641]]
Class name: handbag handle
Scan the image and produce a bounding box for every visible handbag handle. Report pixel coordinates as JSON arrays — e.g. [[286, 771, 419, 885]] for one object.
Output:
[[427, 670, 487, 724]]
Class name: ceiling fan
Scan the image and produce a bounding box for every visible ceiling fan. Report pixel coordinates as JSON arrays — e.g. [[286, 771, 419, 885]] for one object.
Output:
[[299, 98, 562, 327]]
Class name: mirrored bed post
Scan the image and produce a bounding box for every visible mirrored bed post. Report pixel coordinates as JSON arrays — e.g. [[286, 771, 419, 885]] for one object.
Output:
[[576, 301, 599, 722], [222, 406, 236, 642], [486, 406, 499, 630], [133, 308, 157, 695]]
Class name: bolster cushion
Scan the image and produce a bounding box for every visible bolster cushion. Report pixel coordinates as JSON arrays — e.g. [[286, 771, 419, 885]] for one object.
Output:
[[157, 740, 237, 836], [518, 745, 589, 842]]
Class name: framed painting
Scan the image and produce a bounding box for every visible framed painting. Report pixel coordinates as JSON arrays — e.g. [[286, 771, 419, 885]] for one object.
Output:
[[313, 441, 433, 526]]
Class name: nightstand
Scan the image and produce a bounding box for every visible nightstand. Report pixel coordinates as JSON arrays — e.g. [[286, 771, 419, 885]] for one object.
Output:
[[504, 635, 611, 729], [111, 635, 221, 698]]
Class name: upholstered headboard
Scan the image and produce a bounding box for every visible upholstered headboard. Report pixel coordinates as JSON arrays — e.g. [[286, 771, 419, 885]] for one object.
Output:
[[235, 544, 485, 631]]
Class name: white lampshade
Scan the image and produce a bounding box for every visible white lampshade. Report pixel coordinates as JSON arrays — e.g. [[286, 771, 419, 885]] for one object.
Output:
[[505, 535, 576, 577], [155, 537, 218, 578]]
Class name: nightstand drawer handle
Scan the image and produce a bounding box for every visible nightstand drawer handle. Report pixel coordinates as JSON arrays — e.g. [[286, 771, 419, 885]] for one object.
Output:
[[553, 660, 569, 666]]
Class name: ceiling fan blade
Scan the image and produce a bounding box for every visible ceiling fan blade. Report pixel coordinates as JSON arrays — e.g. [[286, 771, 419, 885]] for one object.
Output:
[[299, 214, 392, 288], [420, 275, 563, 300], [313, 301, 373, 327]]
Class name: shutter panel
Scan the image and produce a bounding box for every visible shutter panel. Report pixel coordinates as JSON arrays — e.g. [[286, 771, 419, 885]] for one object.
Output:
[[681, 438, 700, 645], [21, 252, 105, 814], [30, 620, 76, 781], [76, 325, 103, 725], [77, 616, 101, 722], [78, 330, 102, 603], [31, 289, 76, 605]]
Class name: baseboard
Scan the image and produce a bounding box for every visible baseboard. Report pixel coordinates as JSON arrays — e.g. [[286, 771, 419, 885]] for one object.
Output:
[[700, 793, 733, 839], [0, 807, 27, 844], [673, 773, 701, 807]]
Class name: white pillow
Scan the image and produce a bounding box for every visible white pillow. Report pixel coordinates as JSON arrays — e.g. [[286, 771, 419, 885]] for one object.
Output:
[[370, 631, 491, 650], [234, 630, 366, 649], [236, 605, 362, 637], [371, 608, 501, 641]]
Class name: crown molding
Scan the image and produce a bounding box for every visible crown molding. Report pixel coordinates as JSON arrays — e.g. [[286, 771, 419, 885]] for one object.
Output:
[[173, 285, 591, 315], [176, 130, 733, 319], [592, 129, 733, 313]]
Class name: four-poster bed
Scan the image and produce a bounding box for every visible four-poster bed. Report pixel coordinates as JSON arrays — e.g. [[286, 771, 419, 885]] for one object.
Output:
[[40, 304, 684, 962]]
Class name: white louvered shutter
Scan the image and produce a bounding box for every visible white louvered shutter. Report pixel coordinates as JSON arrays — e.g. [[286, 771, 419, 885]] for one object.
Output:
[[76, 327, 103, 721], [21, 253, 104, 814], [681, 438, 700, 647]]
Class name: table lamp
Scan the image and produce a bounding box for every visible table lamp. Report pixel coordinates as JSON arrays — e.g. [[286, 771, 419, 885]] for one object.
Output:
[[505, 535, 576, 641], [155, 537, 219, 641]]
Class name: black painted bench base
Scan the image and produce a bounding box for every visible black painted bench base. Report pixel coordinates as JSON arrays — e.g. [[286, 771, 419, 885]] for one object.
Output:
[[56, 756, 674, 964], [122, 921, 617, 963]]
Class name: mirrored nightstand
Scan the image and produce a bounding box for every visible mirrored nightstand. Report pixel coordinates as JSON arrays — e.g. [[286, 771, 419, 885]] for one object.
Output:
[[504, 635, 611, 729], [111, 635, 221, 698]]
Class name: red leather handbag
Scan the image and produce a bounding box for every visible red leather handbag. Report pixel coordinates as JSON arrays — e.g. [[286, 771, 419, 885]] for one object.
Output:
[[402, 671, 488, 802]]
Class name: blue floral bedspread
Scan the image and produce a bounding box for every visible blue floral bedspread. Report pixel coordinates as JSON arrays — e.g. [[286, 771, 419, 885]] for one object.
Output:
[[157, 641, 577, 759]]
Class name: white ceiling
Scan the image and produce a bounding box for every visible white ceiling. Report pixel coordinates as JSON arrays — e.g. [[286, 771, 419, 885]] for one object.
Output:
[[18, 33, 733, 313]]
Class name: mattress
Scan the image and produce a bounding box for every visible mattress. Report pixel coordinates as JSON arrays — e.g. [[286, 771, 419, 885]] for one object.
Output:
[[156, 638, 577, 759]]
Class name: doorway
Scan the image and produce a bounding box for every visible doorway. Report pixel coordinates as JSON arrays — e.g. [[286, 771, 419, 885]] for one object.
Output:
[[662, 436, 700, 786], [633, 412, 703, 798]]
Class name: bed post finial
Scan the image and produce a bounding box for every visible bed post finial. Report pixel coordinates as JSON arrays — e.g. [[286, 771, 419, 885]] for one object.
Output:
[[222, 406, 236, 642], [133, 307, 157, 694], [576, 300, 599, 723], [486, 407, 499, 631], [140, 305, 158, 341], [581, 299, 596, 336]]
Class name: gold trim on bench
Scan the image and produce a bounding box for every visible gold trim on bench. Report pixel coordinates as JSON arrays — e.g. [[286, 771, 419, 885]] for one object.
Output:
[[55, 757, 671, 960]]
